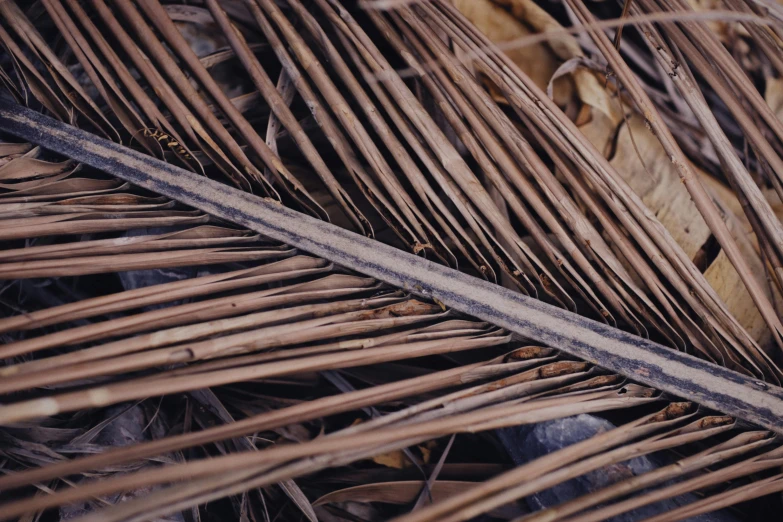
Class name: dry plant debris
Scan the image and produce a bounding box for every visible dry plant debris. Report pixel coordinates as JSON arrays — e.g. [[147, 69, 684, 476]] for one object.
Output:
[[1, 0, 783, 520]]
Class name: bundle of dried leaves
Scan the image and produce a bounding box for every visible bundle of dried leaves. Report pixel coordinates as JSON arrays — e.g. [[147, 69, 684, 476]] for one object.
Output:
[[1, 0, 783, 520]]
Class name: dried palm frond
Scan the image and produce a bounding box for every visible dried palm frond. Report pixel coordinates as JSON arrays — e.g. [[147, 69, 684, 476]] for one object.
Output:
[[0, 97, 781, 522], [2, 0, 783, 520]]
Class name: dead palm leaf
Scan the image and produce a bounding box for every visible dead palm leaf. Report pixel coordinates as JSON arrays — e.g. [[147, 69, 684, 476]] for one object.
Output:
[[1, 0, 783, 520]]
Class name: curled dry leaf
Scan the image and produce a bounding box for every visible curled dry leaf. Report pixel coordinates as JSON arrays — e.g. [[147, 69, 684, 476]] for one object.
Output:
[[458, 0, 773, 349]]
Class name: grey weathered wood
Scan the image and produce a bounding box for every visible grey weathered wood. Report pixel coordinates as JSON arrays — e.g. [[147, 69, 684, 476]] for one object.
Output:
[[2, 100, 782, 433]]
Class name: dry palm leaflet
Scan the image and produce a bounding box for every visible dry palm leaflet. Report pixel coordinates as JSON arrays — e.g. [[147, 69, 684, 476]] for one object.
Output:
[[1, 0, 783, 520]]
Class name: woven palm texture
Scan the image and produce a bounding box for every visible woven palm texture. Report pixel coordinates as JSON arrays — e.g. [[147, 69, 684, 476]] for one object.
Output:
[[2, 0, 783, 520]]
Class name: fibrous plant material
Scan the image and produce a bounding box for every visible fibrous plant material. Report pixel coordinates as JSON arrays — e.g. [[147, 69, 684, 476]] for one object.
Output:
[[1, 0, 778, 373], [3, 0, 783, 520], [5, 99, 783, 432], [1, 88, 781, 522]]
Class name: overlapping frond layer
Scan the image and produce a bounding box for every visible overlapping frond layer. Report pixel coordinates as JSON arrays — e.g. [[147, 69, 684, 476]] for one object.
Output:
[[3, 0, 783, 520], [2, 0, 782, 379], [0, 144, 779, 520]]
